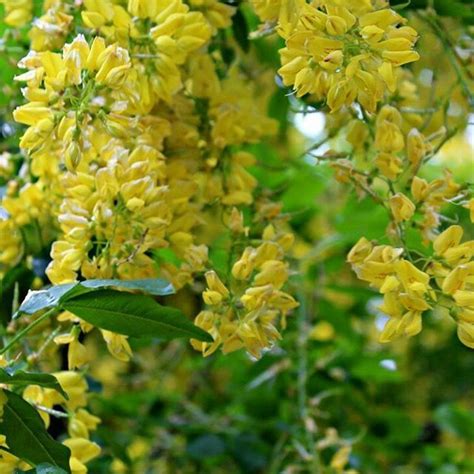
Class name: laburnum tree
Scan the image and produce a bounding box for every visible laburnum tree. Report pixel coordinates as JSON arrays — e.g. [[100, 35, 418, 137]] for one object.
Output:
[[0, 0, 472, 473]]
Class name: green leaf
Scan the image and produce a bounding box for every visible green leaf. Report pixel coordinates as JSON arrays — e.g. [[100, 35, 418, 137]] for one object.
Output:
[[0, 265, 35, 322], [20, 464, 68, 474], [15, 278, 175, 317], [351, 357, 403, 384], [78, 278, 174, 296], [391, 0, 411, 10], [187, 434, 226, 460], [61, 289, 213, 342], [268, 88, 290, 138], [232, 8, 250, 53], [398, 0, 474, 23], [434, 403, 474, 441], [0, 368, 68, 399], [15, 284, 78, 316], [0, 390, 71, 472]]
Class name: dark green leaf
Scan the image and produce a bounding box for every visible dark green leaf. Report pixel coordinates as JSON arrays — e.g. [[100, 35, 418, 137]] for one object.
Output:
[[34, 464, 68, 474], [398, 0, 474, 23], [187, 434, 226, 459], [15, 278, 175, 317], [19, 464, 68, 474], [61, 289, 213, 342], [15, 284, 77, 317], [434, 403, 474, 441], [0, 390, 71, 472], [268, 88, 290, 138], [0, 368, 67, 399], [0, 265, 35, 322], [232, 8, 250, 53], [78, 278, 174, 295]]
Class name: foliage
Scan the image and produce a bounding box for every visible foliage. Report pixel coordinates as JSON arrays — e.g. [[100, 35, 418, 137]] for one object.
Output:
[[0, 0, 472, 472]]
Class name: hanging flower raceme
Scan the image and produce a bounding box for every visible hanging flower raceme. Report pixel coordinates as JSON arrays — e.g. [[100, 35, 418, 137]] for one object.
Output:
[[276, 1, 420, 111], [14, 35, 135, 176], [192, 223, 298, 358], [349, 224, 474, 348], [429, 226, 474, 348]]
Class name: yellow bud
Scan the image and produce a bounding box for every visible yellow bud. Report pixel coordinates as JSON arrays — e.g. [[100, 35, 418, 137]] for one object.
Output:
[[433, 225, 463, 256], [13, 103, 53, 126], [380, 275, 400, 293], [347, 237, 373, 264], [326, 16, 347, 35], [360, 9, 401, 29], [442, 264, 471, 295], [453, 290, 474, 307], [228, 207, 245, 234], [203, 290, 223, 306], [389, 193, 416, 222], [378, 62, 396, 92], [126, 197, 145, 212], [232, 259, 253, 280], [86, 37, 106, 71], [205, 271, 229, 297], [64, 142, 81, 172], [458, 321, 474, 349], [382, 50, 420, 66], [68, 338, 90, 369], [294, 67, 317, 97], [407, 129, 425, 165], [398, 311, 422, 337], [319, 50, 344, 72], [411, 176, 429, 202], [361, 25, 385, 43], [81, 11, 106, 28], [68, 418, 89, 439]]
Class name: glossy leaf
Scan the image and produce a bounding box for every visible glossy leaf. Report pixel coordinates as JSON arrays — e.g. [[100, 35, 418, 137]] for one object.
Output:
[[15, 278, 175, 317], [0, 390, 71, 472], [0, 368, 68, 399], [61, 289, 213, 342]]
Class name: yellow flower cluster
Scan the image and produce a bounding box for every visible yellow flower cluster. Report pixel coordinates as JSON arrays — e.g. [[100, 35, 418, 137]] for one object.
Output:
[[0, 0, 291, 384], [275, 1, 420, 111], [429, 226, 474, 348], [348, 239, 431, 342], [14, 35, 135, 175], [348, 223, 474, 347], [192, 223, 298, 358], [29, 1, 73, 52], [82, 0, 214, 104], [46, 142, 170, 284]]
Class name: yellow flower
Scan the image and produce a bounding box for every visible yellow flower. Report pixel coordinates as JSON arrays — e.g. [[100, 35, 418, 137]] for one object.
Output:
[[389, 193, 416, 222], [101, 330, 133, 362], [407, 129, 426, 166], [375, 106, 404, 153], [347, 237, 373, 264], [1, 0, 32, 27], [411, 176, 429, 202], [395, 260, 430, 295], [458, 321, 474, 349], [55, 333, 90, 370], [433, 225, 464, 256], [63, 437, 101, 474]]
